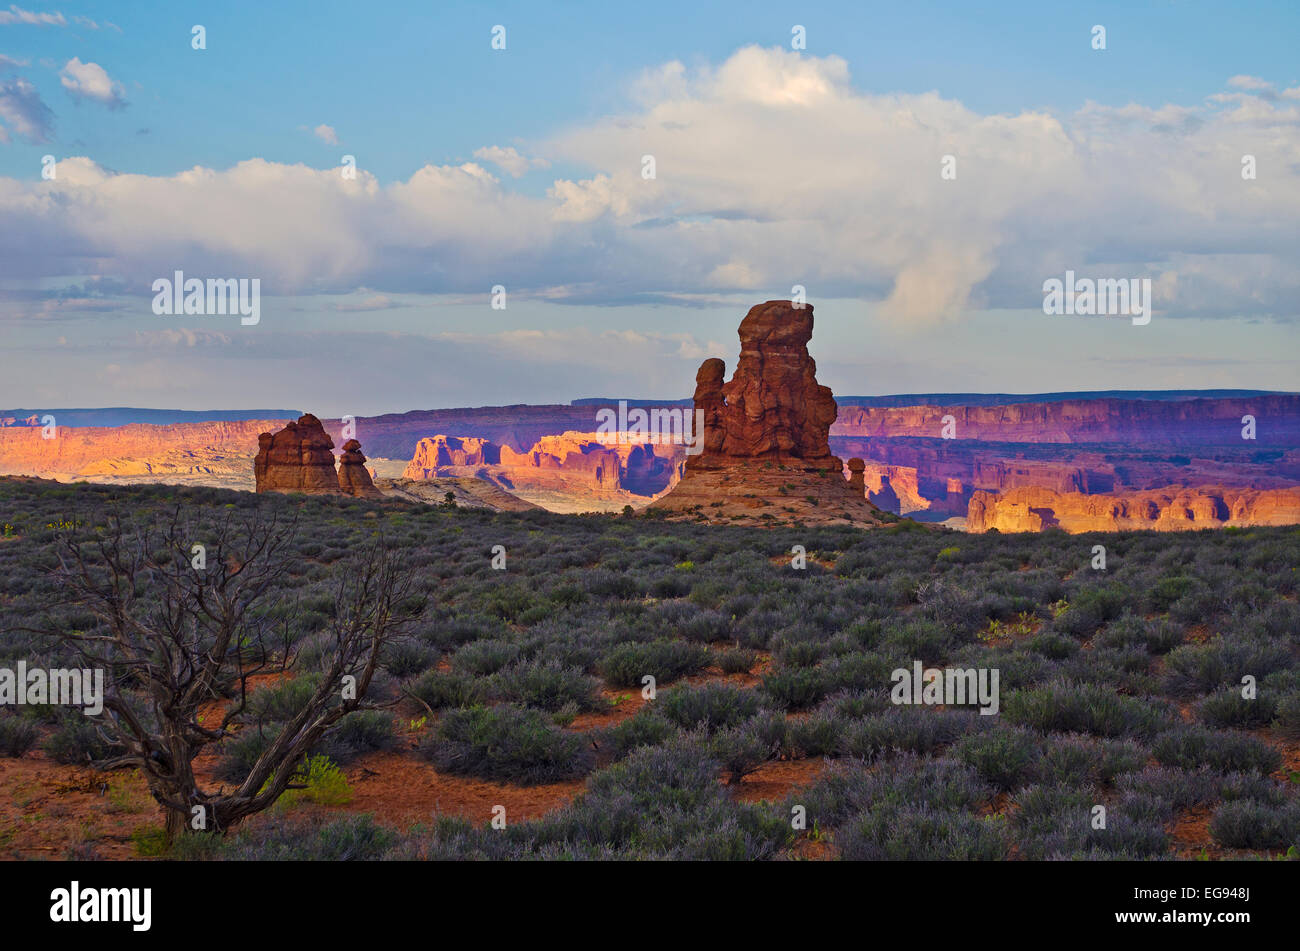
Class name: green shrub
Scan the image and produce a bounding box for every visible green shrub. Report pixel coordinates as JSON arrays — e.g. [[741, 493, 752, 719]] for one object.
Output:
[[422, 705, 594, 784]]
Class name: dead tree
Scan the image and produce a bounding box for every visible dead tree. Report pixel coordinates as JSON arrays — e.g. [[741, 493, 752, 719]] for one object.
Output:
[[29, 506, 425, 842]]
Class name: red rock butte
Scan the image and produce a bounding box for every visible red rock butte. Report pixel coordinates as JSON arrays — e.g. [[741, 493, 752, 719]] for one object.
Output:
[[254, 414, 381, 498], [651, 300, 887, 526]]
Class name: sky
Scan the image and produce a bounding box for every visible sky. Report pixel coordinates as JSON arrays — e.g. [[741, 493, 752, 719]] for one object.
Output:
[[0, 0, 1297, 415]]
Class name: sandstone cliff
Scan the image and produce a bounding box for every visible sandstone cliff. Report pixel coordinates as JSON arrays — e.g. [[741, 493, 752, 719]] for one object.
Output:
[[834, 395, 1300, 446], [968, 484, 1300, 533]]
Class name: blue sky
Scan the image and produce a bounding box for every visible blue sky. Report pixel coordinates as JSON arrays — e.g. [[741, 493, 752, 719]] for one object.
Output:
[[0, 1, 1297, 413]]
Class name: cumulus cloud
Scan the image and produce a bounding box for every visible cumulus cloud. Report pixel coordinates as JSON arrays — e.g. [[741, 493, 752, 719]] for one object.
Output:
[[60, 57, 126, 108], [472, 145, 549, 177], [1, 47, 1297, 325], [0, 53, 28, 72], [313, 123, 339, 145], [0, 75, 53, 142]]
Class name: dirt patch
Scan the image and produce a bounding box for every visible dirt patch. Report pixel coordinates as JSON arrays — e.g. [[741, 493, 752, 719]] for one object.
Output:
[[728, 757, 826, 804]]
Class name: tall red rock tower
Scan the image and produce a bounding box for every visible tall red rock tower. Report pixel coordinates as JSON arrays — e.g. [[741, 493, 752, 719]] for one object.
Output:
[[651, 301, 885, 526]]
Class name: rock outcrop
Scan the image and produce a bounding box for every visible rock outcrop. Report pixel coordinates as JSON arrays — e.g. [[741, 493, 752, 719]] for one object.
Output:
[[968, 484, 1300, 533], [651, 301, 887, 527], [846, 457, 866, 495], [403, 431, 685, 511], [689, 301, 840, 469], [255, 414, 342, 495], [337, 439, 383, 498]]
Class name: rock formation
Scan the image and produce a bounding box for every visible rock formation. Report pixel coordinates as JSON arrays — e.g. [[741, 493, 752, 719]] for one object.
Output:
[[337, 439, 383, 498], [255, 414, 342, 495], [833, 395, 1300, 446], [651, 301, 887, 526], [967, 484, 1300, 533], [846, 457, 866, 495], [689, 301, 840, 468], [403, 431, 685, 511]]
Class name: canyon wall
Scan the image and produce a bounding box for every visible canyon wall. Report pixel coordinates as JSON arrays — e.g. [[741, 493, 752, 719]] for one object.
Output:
[[968, 485, 1300, 533], [834, 395, 1300, 446], [404, 431, 685, 507]]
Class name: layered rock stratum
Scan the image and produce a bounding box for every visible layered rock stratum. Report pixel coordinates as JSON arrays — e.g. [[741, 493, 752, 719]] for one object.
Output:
[[967, 485, 1300, 533], [403, 431, 685, 512]]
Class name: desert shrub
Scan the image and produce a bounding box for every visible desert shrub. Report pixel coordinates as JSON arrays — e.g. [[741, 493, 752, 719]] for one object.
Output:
[[43, 716, 124, 765], [788, 714, 845, 757], [1004, 681, 1173, 738], [492, 659, 599, 712], [599, 710, 676, 760], [215, 726, 277, 782], [716, 648, 758, 675], [711, 725, 779, 785], [1145, 574, 1199, 613], [1116, 767, 1222, 811], [246, 675, 322, 724], [1272, 692, 1300, 739], [380, 639, 438, 678], [1027, 632, 1078, 660], [774, 638, 825, 668], [544, 741, 792, 860], [1097, 738, 1150, 782], [796, 755, 990, 828], [280, 754, 352, 806], [220, 813, 396, 860], [820, 651, 901, 693], [408, 670, 484, 710], [1208, 800, 1300, 850], [760, 666, 828, 710], [844, 709, 982, 760], [598, 640, 710, 687], [677, 609, 732, 643], [452, 639, 521, 676], [0, 715, 39, 757], [818, 688, 892, 720], [954, 727, 1041, 791], [658, 683, 761, 732], [422, 705, 594, 784], [1197, 688, 1278, 729], [1164, 637, 1293, 696], [838, 804, 1008, 861], [1150, 726, 1281, 775], [1053, 585, 1129, 637], [314, 710, 396, 764], [1012, 783, 1168, 859]]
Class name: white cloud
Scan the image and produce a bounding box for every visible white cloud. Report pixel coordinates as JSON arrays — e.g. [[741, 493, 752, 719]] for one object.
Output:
[[0, 5, 66, 26], [1, 48, 1297, 325], [473, 145, 549, 177], [313, 123, 339, 145], [0, 75, 52, 142], [0, 53, 28, 71], [60, 57, 126, 108]]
